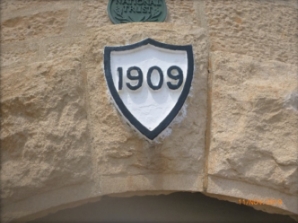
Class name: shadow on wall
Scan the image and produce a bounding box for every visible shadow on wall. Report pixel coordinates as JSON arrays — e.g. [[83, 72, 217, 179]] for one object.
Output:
[[29, 192, 295, 223]]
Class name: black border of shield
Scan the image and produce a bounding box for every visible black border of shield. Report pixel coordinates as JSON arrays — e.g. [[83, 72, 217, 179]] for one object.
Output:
[[104, 38, 194, 140]]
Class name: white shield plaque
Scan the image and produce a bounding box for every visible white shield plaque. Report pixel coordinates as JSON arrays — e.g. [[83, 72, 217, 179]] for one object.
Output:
[[104, 38, 194, 140]]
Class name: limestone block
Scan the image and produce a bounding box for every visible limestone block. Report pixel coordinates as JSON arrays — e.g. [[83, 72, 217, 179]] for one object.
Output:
[[208, 51, 298, 215], [1, 59, 94, 221], [1, 9, 68, 43], [85, 23, 208, 193], [1, 22, 208, 222], [205, 0, 298, 64]]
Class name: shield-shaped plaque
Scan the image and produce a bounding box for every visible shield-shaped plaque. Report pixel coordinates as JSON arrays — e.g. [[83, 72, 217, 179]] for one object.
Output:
[[104, 38, 194, 140]]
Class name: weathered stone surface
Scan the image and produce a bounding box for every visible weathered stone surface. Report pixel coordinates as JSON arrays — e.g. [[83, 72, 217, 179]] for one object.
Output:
[[1, 9, 68, 43], [43, 37, 85, 61], [1, 41, 39, 67], [207, 51, 298, 215], [0, 0, 64, 13], [166, 0, 200, 25], [1, 59, 94, 221], [85, 23, 208, 192], [205, 0, 298, 65], [77, 0, 112, 28]]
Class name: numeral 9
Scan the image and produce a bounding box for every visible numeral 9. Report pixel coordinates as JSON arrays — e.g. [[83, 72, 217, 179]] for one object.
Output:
[[126, 66, 143, 90], [167, 66, 184, 90]]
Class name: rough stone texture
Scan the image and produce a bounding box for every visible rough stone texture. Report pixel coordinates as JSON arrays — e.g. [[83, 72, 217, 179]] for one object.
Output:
[[208, 51, 298, 215], [0, 0, 64, 13], [205, 0, 298, 65], [1, 0, 298, 222], [1, 10, 69, 43], [1, 59, 94, 222], [1, 41, 39, 67], [77, 0, 112, 28], [166, 0, 199, 25]]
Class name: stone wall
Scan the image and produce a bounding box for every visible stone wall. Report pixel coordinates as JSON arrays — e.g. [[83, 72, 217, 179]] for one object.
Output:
[[1, 0, 297, 222]]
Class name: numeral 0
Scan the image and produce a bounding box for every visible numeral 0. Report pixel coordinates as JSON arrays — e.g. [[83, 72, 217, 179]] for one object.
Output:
[[147, 66, 164, 90], [117, 65, 183, 91]]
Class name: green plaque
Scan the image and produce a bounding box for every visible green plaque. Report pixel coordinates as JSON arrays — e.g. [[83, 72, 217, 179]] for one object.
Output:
[[108, 0, 167, 24]]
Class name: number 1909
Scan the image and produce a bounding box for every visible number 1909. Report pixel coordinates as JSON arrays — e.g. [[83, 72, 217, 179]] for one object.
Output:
[[117, 65, 184, 91]]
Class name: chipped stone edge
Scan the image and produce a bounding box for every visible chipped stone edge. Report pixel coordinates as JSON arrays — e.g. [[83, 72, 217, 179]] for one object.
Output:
[[99, 173, 204, 195], [2, 182, 99, 223], [207, 175, 298, 216], [2, 173, 204, 223]]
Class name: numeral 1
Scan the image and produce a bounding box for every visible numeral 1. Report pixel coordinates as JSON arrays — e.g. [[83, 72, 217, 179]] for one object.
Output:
[[117, 67, 123, 90]]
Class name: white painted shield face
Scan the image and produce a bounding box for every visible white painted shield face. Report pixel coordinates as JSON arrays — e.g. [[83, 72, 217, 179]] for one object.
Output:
[[104, 38, 194, 140]]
